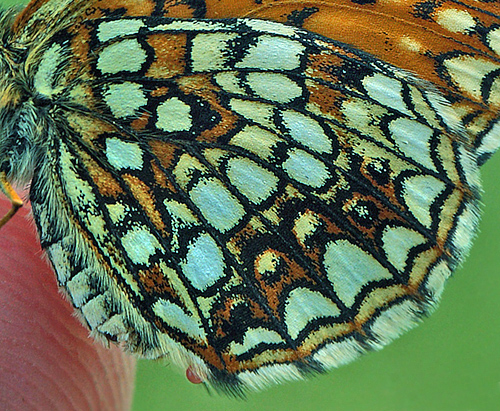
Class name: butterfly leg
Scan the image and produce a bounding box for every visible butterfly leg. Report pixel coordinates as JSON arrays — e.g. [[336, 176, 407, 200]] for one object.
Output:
[[0, 172, 23, 229]]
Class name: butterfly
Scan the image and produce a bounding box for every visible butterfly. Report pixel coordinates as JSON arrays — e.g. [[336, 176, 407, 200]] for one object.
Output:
[[0, 0, 498, 395]]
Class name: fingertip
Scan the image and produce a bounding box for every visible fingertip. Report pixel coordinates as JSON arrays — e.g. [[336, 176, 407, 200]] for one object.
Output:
[[0, 199, 137, 411]]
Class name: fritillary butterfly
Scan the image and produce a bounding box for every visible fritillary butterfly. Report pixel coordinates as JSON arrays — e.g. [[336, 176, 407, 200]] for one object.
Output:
[[0, 0, 498, 394]]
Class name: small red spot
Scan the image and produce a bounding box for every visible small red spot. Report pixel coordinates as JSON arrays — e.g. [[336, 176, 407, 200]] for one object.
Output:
[[186, 365, 204, 384]]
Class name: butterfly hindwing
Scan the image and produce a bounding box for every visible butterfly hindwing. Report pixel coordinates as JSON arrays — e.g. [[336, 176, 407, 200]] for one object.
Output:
[[20, 15, 482, 391]]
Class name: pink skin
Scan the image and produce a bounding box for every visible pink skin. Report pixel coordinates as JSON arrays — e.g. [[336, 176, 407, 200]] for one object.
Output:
[[0, 197, 136, 410]]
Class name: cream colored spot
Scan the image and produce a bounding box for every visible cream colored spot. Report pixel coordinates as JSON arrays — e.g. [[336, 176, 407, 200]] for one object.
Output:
[[104, 82, 147, 118], [487, 27, 500, 55], [399, 35, 422, 53], [155, 20, 227, 32], [191, 32, 238, 72], [451, 203, 479, 258], [389, 117, 436, 171], [97, 19, 146, 42], [491, 75, 500, 106], [425, 260, 452, 300], [382, 226, 426, 272], [164, 200, 199, 252], [227, 157, 278, 204], [408, 85, 440, 128], [293, 211, 320, 247], [236, 35, 305, 70], [106, 202, 127, 224], [106, 138, 143, 170], [156, 97, 192, 132], [256, 249, 280, 275], [121, 226, 163, 265], [214, 72, 246, 95], [164, 200, 198, 225], [153, 299, 206, 340], [370, 300, 420, 344], [190, 178, 245, 232], [282, 148, 330, 188], [229, 125, 282, 159], [281, 109, 332, 153], [66, 269, 92, 308], [59, 144, 107, 242], [341, 99, 390, 145], [363, 73, 412, 116], [230, 99, 276, 130], [173, 154, 207, 190], [443, 55, 500, 105], [34, 43, 64, 96], [230, 327, 285, 356], [476, 120, 500, 158], [203, 147, 228, 168], [98, 39, 146, 74], [324, 239, 392, 307], [402, 175, 446, 228], [435, 8, 475, 34], [246, 72, 302, 103], [245, 19, 297, 37], [458, 145, 480, 190], [48, 244, 72, 284], [181, 233, 226, 290], [97, 314, 128, 337], [81, 294, 108, 328], [160, 262, 200, 317], [424, 90, 462, 133], [285, 288, 340, 339]]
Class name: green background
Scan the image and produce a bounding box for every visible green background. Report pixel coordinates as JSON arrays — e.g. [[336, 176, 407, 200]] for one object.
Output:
[[3, 1, 499, 409]]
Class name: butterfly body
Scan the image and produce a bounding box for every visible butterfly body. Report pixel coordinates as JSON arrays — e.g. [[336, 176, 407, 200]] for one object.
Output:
[[0, 0, 497, 394]]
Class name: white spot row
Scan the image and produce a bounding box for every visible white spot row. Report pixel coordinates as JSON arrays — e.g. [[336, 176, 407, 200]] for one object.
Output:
[[98, 38, 147, 74], [435, 8, 475, 35], [153, 298, 207, 341], [181, 233, 226, 291], [487, 26, 500, 56], [191, 33, 305, 72], [362, 73, 413, 117], [388, 117, 436, 171], [443, 54, 500, 106], [323, 231, 426, 308], [97, 19, 146, 42], [226, 157, 278, 204], [104, 82, 147, 118], [34, 43, 65, 96], [103, 81, 193, 132], [106, 137, 144, 170], [324, 239, 393, 307], [285, 288, 340, 339], [402, 174, 446, 229], [215, 71, 303, 104], [230, 327, 285, 356], [121, 226, 164, 265], [190, 177, 245, 233]]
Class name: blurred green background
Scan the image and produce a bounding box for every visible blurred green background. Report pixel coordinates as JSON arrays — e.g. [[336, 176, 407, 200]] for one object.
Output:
[[3, 1, 499, 409]]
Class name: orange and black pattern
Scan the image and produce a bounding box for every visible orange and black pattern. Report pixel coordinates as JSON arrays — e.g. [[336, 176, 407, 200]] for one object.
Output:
[[0, 0, 497, 394]]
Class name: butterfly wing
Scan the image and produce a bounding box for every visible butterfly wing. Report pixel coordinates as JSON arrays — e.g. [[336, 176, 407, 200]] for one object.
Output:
[[21, 15, 481, 392], [176, 0, 500, 165]]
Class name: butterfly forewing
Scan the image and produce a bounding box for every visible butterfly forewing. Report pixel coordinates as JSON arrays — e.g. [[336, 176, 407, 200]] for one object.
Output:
[[0, 0, 496, 393], [191, 0, 500, 164]]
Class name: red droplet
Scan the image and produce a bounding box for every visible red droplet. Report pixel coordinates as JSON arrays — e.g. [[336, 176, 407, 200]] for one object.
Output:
[[186, 366, 204, 384]]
